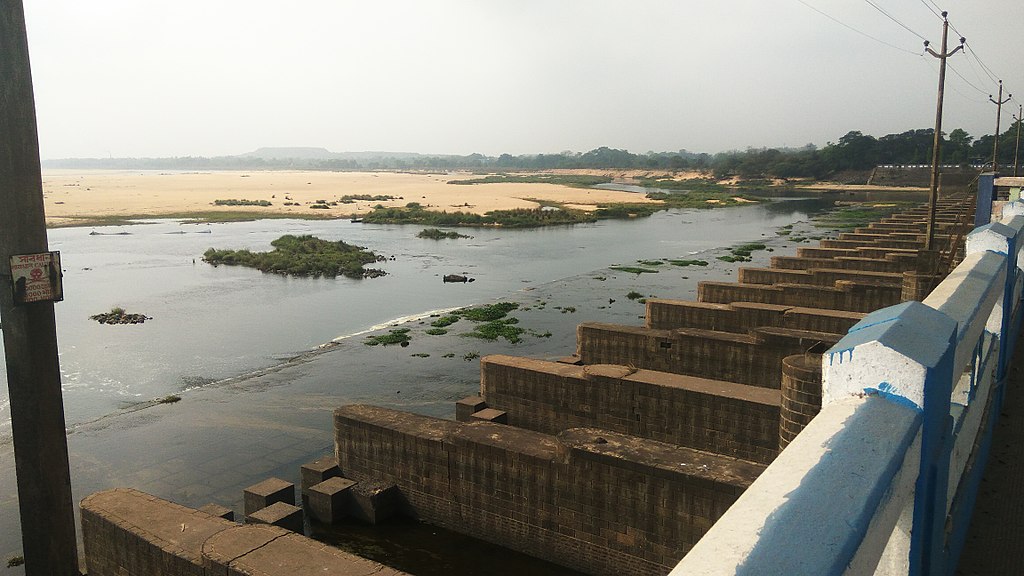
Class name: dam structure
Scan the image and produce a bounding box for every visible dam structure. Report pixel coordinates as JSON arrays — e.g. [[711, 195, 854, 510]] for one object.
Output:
[[76, 175, 1024, 575]]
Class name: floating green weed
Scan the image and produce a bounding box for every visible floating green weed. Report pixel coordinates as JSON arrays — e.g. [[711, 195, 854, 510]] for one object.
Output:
[[365, 328, 411, 346], [610, 266, 659, 274]]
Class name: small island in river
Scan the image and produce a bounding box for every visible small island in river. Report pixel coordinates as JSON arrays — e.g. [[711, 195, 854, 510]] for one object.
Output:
[[203, 234, 387, 279]]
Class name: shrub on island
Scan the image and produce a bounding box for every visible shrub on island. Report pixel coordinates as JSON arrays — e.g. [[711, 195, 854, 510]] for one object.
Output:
[[203, 234, 386, 279], [418, 228, 471, 240], [213, 199, 272, 207]]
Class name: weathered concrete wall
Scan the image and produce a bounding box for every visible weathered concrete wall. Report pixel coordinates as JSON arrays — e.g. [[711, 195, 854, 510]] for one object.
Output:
[[770, 255, 918, 274], [736, 266, 903, 288], [644, 299, 863, 335], [334, 405, 765, 576], [697, 279, 902, 313], [81, 488, 407, 576], [575, 323, 839, 388], [778, 353, 823, 450], [479, 355, 780, 464]]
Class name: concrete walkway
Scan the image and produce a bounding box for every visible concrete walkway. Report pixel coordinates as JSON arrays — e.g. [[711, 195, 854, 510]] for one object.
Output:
[[956, 329, 1024, 575]]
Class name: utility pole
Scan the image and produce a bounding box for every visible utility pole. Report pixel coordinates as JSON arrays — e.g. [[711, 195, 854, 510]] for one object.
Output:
[[0, 3, 80, 575], [1013, 104, 1022, 177], [924, 12, 964, 251], [989, 80, 1012, 173]]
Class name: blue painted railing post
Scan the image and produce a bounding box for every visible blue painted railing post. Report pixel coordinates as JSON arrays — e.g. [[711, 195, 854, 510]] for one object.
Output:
[[965, 215, 1024, 406], [975, 173, 995, 228], [822, 302, 958, 574], [915, 359, 955, 575]]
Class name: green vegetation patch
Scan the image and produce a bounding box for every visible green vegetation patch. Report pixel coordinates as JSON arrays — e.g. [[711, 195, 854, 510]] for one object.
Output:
[[729, 243, 767, 257], [454, 302, 519, 322], [461, 318, 525, 343], [447, 174, 612, 187], [203, 234, 385, 279], [636, 260, 664, 266], [595, 191, 760, 219], [667, 259, 709, 267], [363, 204, 596, 228], [626, 291, 644, 300], [418, 228, 471, 240], [214, 199, 272, 207], [431, 315, 461, 328], [365, 328, 411, 346], [637, 177, 725, 192], [610, 266, 659, 274], [339, 194, 396, 203], [425, 328, 448, 336], [814, 203, 907, 229]]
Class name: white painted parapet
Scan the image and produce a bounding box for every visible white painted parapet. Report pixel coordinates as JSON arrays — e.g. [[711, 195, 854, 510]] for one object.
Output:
[[673, 203, 1024, 575], [673, 302, 957, 575]]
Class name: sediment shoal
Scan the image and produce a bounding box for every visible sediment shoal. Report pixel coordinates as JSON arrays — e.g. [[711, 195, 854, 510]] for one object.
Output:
[[42, 169, 660, 226]]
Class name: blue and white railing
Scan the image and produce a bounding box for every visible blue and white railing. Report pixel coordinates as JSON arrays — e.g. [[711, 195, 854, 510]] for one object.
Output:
[[672, 193, 1024, 575]]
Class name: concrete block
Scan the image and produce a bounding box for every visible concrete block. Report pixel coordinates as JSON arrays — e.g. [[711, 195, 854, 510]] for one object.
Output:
[[456, 396, 487, 422], [470, 407, 508, 424], [300, 455, 340, 494], [243, 477, 294, 516], [198, 503, 234, 521], [246, 501, 303, 533], [350, 482, 401, 525], [306, 476, 357, 523]]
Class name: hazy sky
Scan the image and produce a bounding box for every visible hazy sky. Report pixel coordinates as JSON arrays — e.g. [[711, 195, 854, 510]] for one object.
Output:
[[21, 0, 1024, 159]]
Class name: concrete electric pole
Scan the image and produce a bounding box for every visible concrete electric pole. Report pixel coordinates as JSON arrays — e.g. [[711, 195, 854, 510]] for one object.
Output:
[[924, 12, 964, 251], [989, 80, 1012, 173], [1013, 104, 1022, 177], [0, 2, 80, 575]]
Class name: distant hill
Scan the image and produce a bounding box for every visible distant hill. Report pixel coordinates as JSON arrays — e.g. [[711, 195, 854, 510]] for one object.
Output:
[[238, 147, 339, 160], [238, 147, 428, 161], [41, 148, 437, 170]]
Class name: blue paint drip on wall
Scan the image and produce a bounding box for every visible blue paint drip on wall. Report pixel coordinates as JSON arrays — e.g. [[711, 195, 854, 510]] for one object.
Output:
[[864, 382, 924, 412]]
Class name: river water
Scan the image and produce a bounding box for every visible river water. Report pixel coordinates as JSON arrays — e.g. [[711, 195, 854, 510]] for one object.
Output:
[[0, 198, 836, 573]]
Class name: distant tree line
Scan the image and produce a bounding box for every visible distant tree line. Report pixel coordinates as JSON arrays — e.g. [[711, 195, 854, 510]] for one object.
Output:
[[44, 123, 1021, 179]]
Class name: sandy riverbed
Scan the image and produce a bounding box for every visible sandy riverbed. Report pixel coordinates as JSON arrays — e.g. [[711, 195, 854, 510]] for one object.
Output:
[[41, 170, 660, 227]]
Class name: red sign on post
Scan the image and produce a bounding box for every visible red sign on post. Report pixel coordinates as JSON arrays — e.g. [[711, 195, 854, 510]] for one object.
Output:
[[10, 252, 63, 304]]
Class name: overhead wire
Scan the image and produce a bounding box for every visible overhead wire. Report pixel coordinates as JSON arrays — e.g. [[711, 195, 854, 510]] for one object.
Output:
[[965, 43, 1001, 86], [795, 0, 923, 55], [918, 0, 943, 21], [946, 62, 992, 98], [861, 0, 929, 41]]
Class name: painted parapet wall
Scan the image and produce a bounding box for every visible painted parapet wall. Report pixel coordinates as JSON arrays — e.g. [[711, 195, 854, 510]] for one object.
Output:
[[333, 405, 765, 576], [479, 355, 780, 464], [672, 203, 1024, 575]]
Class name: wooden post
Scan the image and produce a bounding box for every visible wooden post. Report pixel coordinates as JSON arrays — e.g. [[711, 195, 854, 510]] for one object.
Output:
[[0, 2, 80, 575]]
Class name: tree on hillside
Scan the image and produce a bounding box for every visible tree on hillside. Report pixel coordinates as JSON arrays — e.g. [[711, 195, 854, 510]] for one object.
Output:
[[945, 128, 973, 166]]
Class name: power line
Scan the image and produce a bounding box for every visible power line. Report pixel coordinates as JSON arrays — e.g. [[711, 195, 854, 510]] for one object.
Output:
[[946, 62, 990, 97], [946, 71, 991, 103], [862, 0, 929, 41], [918, 0, 943, 20], [795, 0, 922, 55], [958, 43, 994, 89], [965, 42, 1001, 85]]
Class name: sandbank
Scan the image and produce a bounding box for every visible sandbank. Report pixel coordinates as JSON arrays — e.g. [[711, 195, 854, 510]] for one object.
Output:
[[40, 170, 660, 227]]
